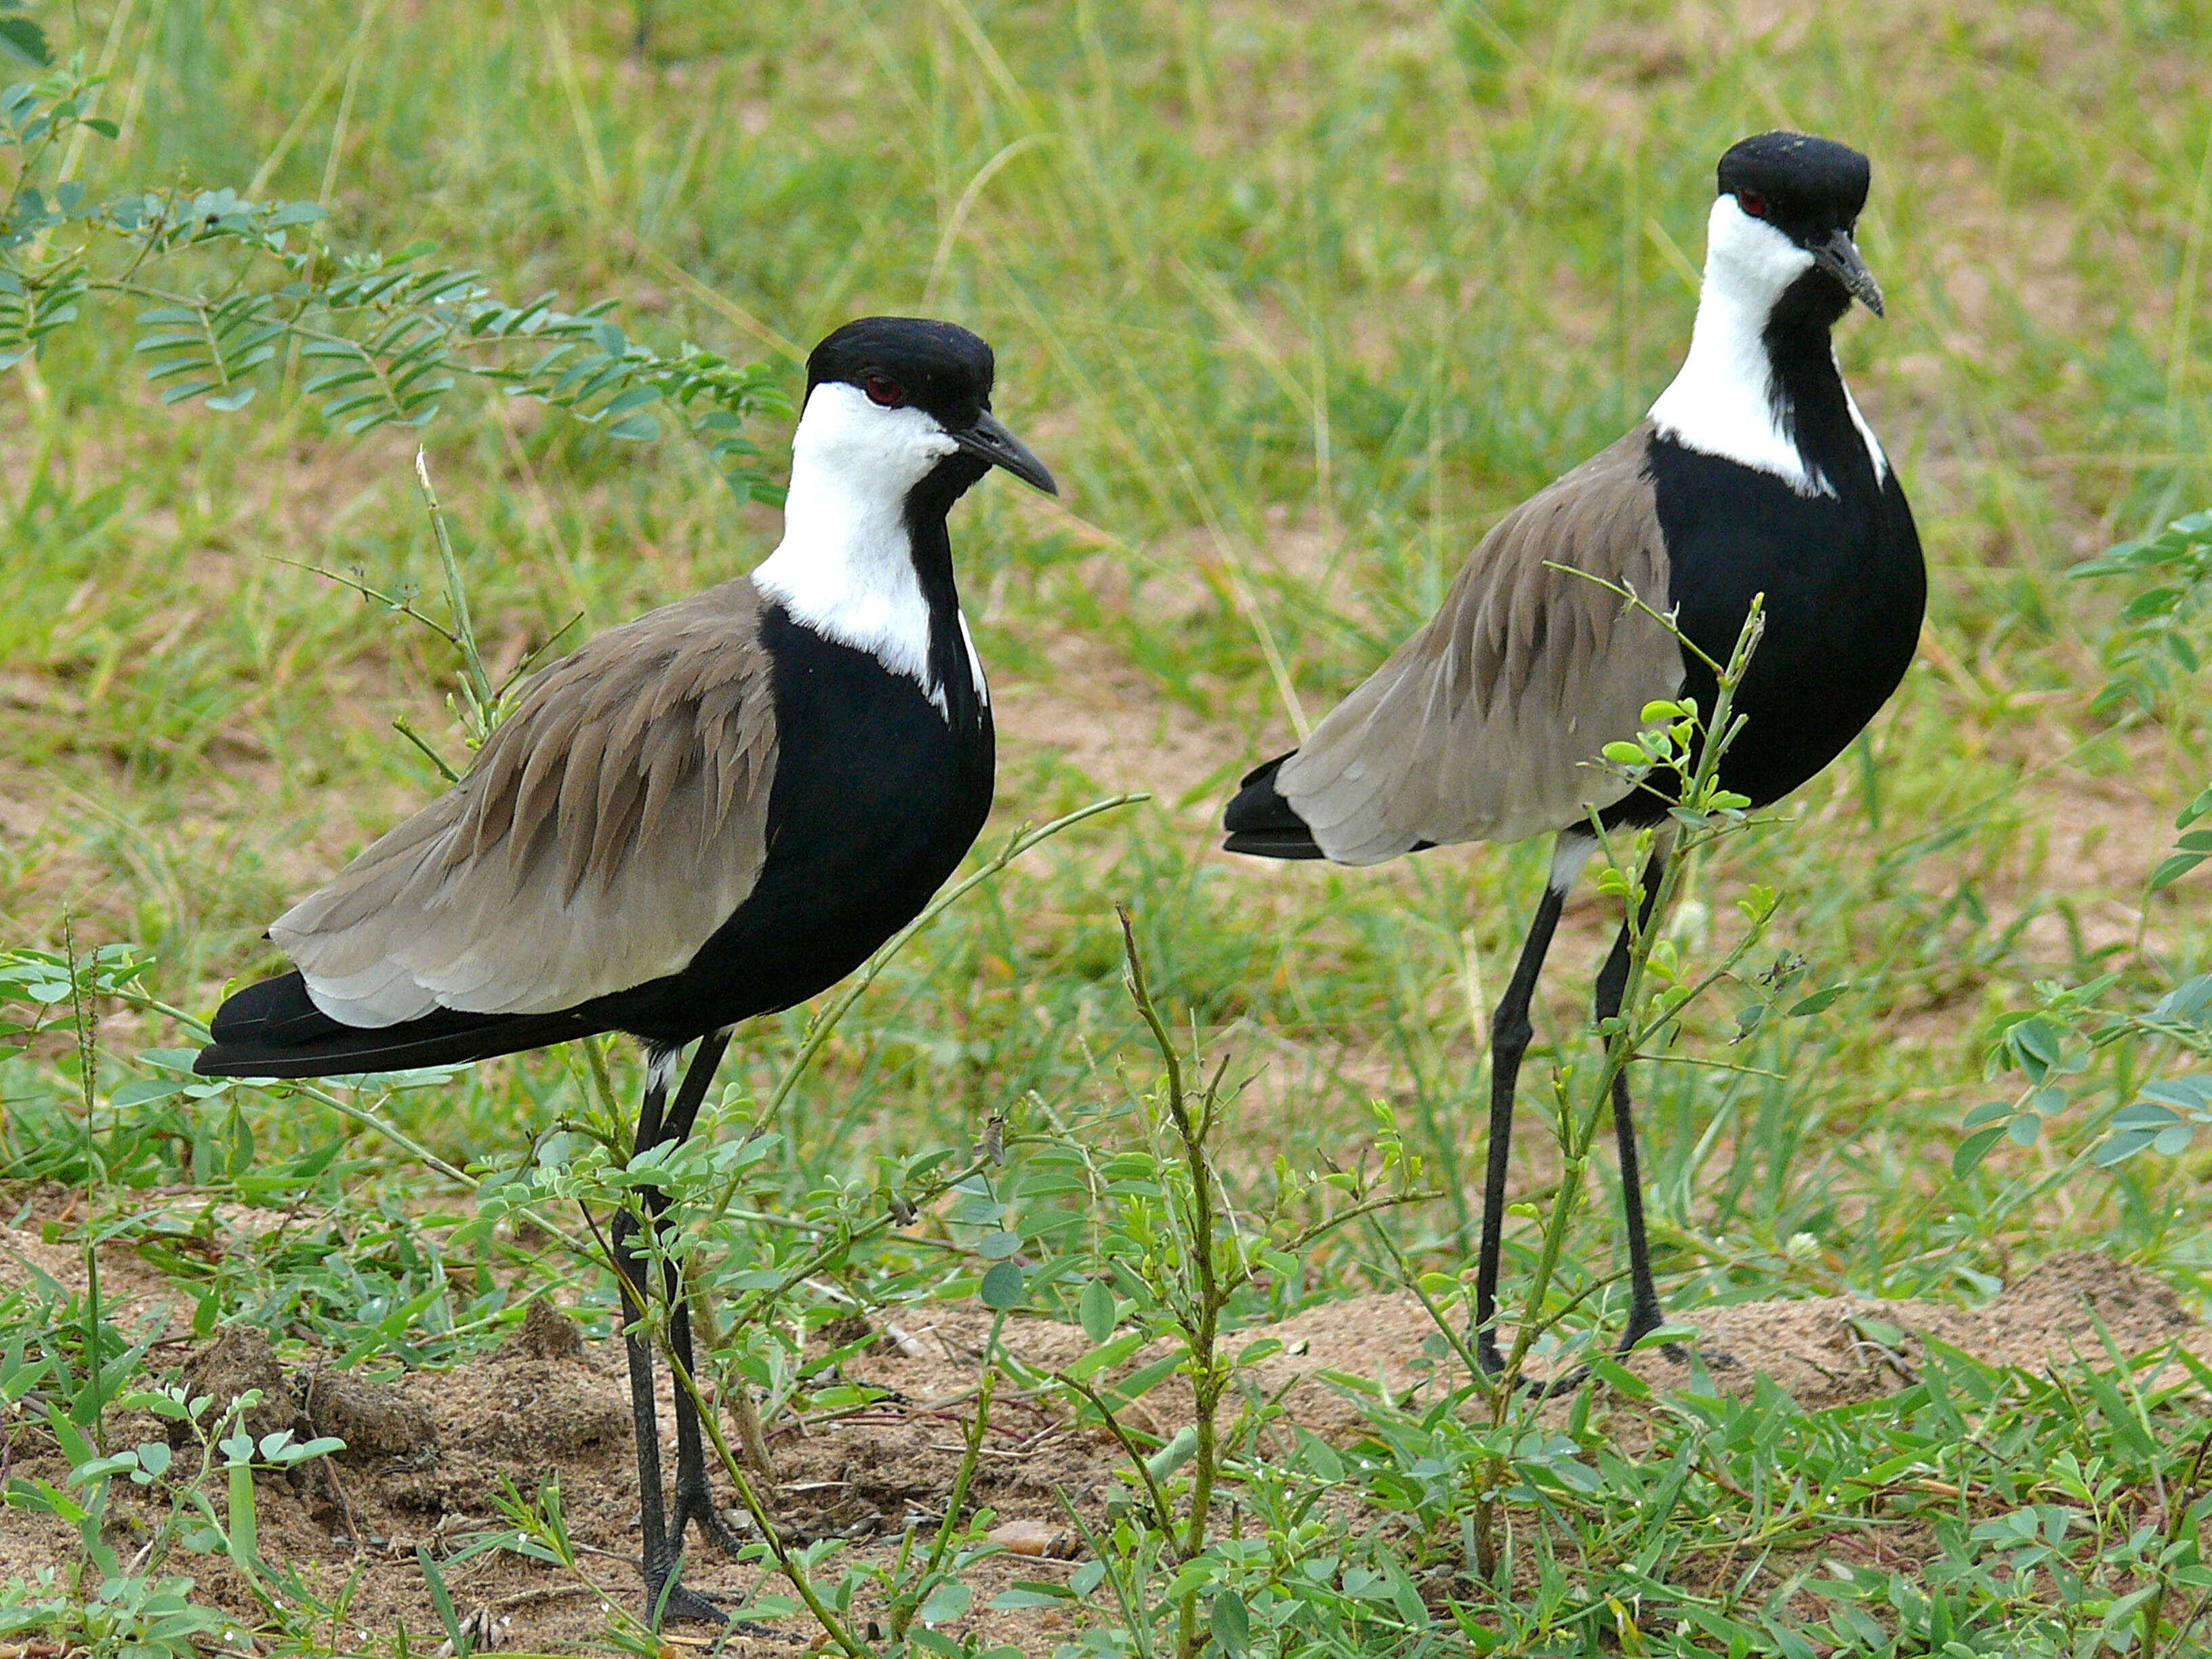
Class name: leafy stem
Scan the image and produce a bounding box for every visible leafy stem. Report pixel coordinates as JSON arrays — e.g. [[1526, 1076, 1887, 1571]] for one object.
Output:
[[1496, 598, 1767, 1401]]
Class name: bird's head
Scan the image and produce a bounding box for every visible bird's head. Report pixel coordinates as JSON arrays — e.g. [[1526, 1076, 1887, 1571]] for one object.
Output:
[[1707, 131, 1883, 323], [795, 316, 1057, 507]]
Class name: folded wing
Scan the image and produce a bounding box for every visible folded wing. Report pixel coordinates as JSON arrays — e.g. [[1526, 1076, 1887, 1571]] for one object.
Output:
[[1278, 426, 1682, 864], [274, 577, 780, 1025]]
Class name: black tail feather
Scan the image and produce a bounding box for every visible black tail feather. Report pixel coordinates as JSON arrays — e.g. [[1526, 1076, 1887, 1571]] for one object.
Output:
[[196, 970, 602, 1079], [1222, 752, 1326, 860]]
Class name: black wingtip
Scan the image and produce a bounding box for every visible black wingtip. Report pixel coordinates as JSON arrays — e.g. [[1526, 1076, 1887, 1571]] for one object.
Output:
[[197, 972, 342, 1073], [1221, 752, 1325, 861], [195, 970, 596, 1080]]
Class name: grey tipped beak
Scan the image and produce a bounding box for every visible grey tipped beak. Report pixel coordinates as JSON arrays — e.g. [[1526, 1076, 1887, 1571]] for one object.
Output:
[[954, 409, 1058, 495], [1814, 228, 1885, 317]]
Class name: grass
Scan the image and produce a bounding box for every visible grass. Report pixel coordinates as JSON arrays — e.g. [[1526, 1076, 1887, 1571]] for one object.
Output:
[[5, 0, 2212, 1653]]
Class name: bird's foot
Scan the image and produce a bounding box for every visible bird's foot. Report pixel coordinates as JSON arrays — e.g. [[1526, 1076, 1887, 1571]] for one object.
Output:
[[1476, 1338, 1584, 1399], [640, 1563, 783, 1639], [672, 1482, 754, 1560], [642, 1563, 729, 1628], [1615, 1309, 1687, 1368], [1523, 1363, 1594, 1401]]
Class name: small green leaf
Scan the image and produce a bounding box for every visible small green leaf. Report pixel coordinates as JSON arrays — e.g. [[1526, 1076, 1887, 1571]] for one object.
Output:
[[0, 15, 52, 64], [2151, 853, 2206, 891], [1065, 1329, 1144, 1380], [1788, 983, 1849, 1017], [2007, 1015, 2066, 1078], [1233, 1336, 1284, 1368], [1210, 1589, 1252, 1654], [111, 1078, 189, 1107], [1145, 1425, 1200, 1481], [990, 1584, 1076, 1610], [68, 1453, 140, 1485], [1297, 1428, 1344, 1481], [227, 1462, 258, 1571], [1107, 1353, 1182, 1404], [1078, 1277, 1116, 1345], [977, 1229, 1023, 1261], [1953, 1125, 2007, 1178], [916, 1578, 972, 1625], [2097, 1129, 2160, 1166], [979, 1259, 1025, 1310], [1587, 1354, 1654, 1399]]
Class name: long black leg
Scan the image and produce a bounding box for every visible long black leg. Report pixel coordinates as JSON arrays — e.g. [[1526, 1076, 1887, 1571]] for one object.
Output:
[[1474, 848, 1574, 1376], [1593, 842, 1670, 1353], [613, 1046, 723, 1622], [649, 1029, 746, 1560]]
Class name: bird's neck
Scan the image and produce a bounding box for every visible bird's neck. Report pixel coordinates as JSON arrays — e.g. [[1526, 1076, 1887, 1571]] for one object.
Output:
[[1649, 260, 1887, 499], [752, 453, 987, 720]]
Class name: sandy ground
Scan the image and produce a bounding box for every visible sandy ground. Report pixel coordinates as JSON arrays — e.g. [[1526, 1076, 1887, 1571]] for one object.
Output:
[[2, 1204, 2203, 1655]]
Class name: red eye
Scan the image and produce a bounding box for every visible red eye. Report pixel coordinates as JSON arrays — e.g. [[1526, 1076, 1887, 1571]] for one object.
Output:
[[864, 377, 906, 407], [1738, 188, 1769, 218]]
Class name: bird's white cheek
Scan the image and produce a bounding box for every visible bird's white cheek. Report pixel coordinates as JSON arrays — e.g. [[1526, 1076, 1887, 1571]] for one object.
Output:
[[791, 382, 957, 495], [1704, 197, 1816, 302]]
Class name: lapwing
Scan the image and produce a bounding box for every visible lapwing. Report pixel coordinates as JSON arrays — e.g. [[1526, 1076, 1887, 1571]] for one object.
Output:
[[196, 316, 1056, 1619], [1224, 133, 1924, 1374]]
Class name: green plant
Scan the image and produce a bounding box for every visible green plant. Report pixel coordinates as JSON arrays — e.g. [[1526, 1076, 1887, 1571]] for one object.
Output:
[[1013, 908, 1426, 1659], [1964, 513, 2212, 1183], [1, 1382, 342, 1659], [3, 50, 787, 497]]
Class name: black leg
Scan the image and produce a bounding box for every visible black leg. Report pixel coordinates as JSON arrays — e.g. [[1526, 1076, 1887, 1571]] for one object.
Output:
[[613, 1046, 724, 1624], [1593, 843, 1671, 1355], [1475, 870, 1570, 1376], [649, 1029, 749, 1560]]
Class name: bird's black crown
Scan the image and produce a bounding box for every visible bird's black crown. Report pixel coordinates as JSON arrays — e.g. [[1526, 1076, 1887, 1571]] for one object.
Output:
[[807, 316, 997, 429], [1716, 131, 1871, 242]]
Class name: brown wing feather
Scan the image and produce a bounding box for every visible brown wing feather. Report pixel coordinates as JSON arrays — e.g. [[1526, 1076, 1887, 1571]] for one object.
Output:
[[1278, 426, 1681, 863], [270, 577, 781, 1025]]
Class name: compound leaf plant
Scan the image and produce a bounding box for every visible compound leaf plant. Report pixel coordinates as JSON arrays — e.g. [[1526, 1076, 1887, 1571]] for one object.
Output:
[[3, 45, 789, 497]]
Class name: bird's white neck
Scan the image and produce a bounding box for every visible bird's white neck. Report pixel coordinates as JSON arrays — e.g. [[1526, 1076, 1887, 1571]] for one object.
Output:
[[752, 382, 985, 714], [1647, 196, 1887, 496]]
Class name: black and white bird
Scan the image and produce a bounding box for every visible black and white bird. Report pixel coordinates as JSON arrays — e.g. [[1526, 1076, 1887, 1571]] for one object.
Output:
[[1224, 133, 1924, 1373], [194, 316, 1055, 1619]]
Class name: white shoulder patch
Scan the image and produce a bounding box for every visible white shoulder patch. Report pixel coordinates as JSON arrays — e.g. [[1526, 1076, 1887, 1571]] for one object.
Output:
[[957, 610, 989, 707], [1839, 361, 1890, 484]]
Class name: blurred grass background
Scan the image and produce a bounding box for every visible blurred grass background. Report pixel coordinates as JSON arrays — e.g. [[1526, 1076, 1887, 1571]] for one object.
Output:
[[5, 0, 2211, 1318]]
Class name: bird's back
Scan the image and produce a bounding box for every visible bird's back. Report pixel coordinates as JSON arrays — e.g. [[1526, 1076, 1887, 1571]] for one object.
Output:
[[1230, 428, 1684, 865]]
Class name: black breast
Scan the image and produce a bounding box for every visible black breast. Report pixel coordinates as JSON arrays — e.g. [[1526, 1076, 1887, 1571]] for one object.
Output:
[[595, 603, 995, 1046], [1641, 390, 1924, 815]]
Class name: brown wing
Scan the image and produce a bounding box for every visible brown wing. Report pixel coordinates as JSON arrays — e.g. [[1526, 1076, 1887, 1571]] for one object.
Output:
[[271, 577, 780, 1025], [1278, 426, 1682, 864]]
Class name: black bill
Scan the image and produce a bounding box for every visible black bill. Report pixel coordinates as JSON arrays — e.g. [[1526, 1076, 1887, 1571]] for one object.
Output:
[[954, 409, 1058, 495], [1813, 228, 1885, 317]]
